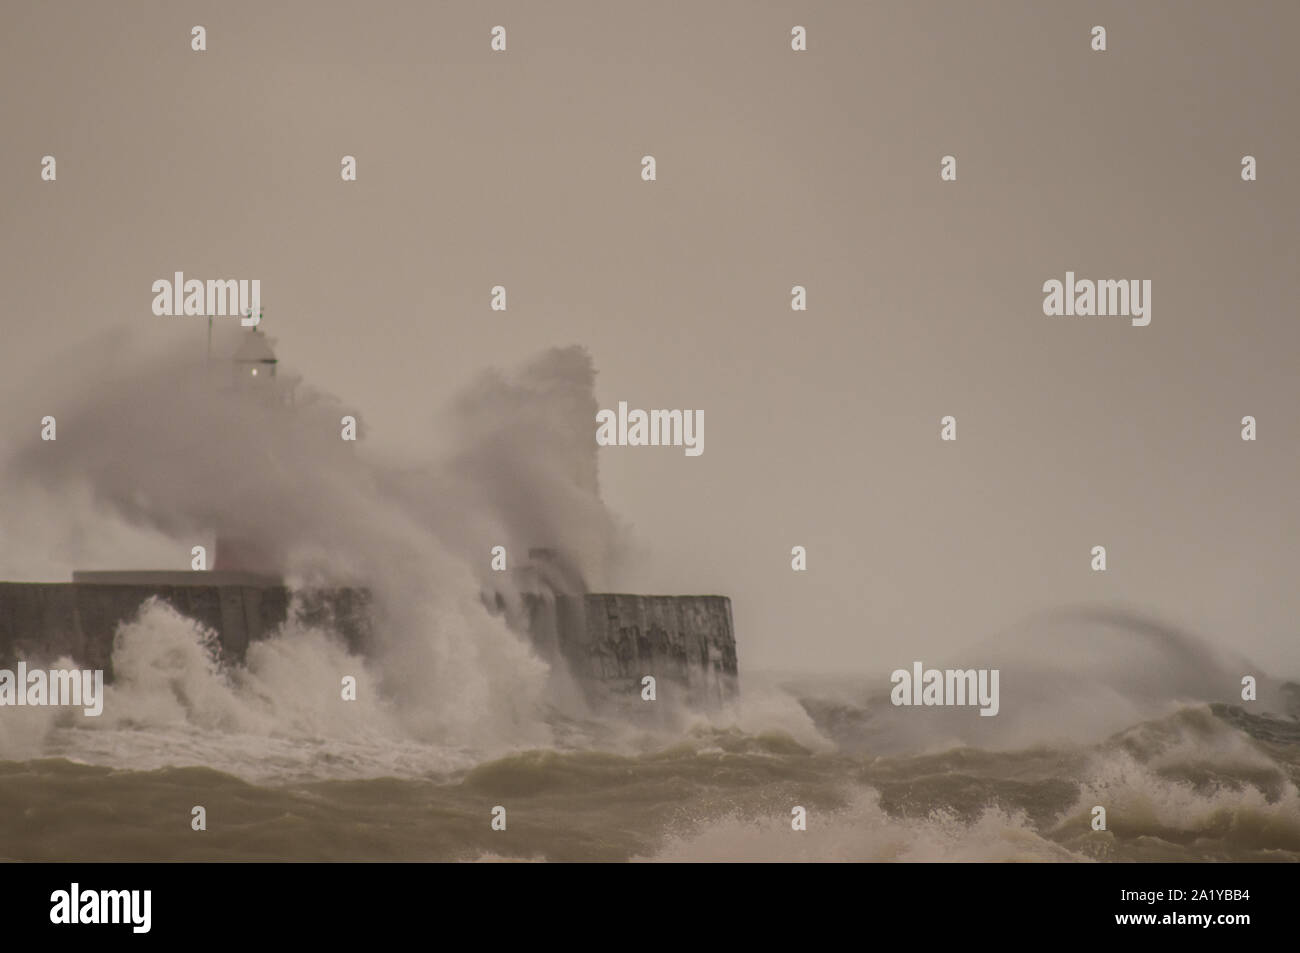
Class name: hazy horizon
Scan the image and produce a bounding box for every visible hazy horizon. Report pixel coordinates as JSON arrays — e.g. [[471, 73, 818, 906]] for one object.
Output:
[[2, 0, 1297, 679]]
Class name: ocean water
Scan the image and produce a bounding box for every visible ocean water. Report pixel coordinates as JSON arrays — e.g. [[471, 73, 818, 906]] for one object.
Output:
[[1, 599, 1297, 863]]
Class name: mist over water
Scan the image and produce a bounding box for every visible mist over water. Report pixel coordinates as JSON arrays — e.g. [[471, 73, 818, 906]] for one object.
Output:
[[0, 326, 1297, 861], [1, 325, 630, 755]]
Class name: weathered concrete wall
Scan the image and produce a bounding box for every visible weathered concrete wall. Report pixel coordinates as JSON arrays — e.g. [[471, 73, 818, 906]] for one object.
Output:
[[522, 593, 738, 705], [0, 584, 738, 704], [0, 583, 366, 679]]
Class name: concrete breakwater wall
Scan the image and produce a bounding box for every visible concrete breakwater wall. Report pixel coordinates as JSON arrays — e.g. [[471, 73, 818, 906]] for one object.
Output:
[[0, 583, 738, 703], [0, 582, 369, 679], [523, 593, 738, 705]]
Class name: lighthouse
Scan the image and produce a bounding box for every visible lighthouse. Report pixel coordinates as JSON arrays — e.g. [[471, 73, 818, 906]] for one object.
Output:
[[216, 322, 295, 570], [232, 324, 277, 385], [226, 322, 299, 405]]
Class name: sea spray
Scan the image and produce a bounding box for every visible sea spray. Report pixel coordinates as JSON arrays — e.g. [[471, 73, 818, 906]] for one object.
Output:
[[0, 326, 626, 752]]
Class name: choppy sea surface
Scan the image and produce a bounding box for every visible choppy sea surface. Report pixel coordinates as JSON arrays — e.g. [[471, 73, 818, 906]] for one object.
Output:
[[1, 601, 1297, 862]]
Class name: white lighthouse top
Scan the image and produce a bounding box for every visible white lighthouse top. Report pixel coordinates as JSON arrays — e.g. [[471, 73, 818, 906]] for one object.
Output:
[[233, 328, 278, 365]]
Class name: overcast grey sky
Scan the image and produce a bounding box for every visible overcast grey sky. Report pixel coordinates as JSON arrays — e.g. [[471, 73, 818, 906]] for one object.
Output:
[[2, 1, 1297, 676]]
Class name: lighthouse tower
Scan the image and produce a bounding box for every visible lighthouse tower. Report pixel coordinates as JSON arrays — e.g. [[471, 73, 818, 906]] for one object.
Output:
[[72, 322, 293, 583], [227, 322, 299, 405], [216, 323, 296, 573], [232, 325, 278, 387]]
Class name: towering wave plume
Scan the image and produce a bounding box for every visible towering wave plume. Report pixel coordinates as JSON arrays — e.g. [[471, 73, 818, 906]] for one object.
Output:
[[0, 323, 625, 752]]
